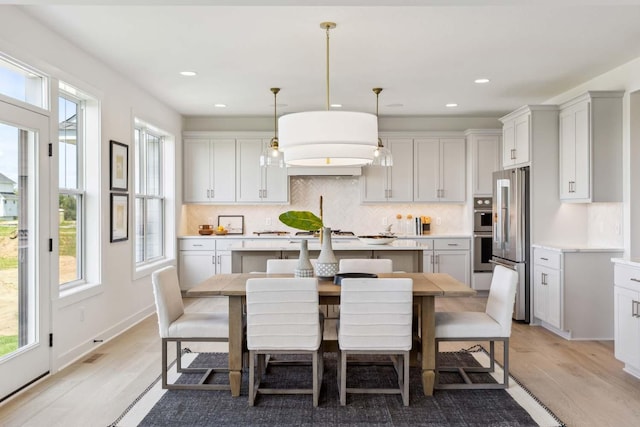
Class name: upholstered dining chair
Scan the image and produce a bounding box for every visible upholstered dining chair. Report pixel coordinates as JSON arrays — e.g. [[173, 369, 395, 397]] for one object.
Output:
[[266, 258, 317, 274], [151, 265, 230, 391], [246, 277, 324, 406], [337, 277, 413, 406], [338, 258, 393, 274], [434, 264, 518, 389]]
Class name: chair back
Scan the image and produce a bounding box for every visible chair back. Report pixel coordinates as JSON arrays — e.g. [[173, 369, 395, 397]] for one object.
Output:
[[246, 277, 320, 351], [266, 259, 317, 274], [339, 278, 413, 350], [151, 266, 185, 338], [338, 258, 393, 274], [485, 265, 519, 337]]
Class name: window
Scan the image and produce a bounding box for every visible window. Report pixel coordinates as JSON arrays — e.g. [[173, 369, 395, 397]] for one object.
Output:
[[135, 126, 165, 265], [58, 93, 83, 286], [0, 55, 48, 109]]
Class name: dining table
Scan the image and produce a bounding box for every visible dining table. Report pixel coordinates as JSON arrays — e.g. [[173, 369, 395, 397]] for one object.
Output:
[[186, 272, 476, 397]]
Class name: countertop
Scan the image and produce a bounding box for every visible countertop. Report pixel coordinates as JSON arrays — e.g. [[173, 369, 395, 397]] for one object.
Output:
[[179, 234, 472, 240], [223, 239, 433, 251], [611, 258, 640, 267], [532, 243, 624, 253]]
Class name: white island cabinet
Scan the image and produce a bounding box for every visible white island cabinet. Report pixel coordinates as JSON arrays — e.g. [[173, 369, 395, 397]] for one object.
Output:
[[422, 238, 470, 285], [612, 259, 640, 379], [532, 245, 623, 340], [178, 238, 232, 290]]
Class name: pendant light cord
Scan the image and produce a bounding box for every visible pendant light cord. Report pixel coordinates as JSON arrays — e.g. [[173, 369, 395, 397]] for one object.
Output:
[[325, 24, 331, 111]]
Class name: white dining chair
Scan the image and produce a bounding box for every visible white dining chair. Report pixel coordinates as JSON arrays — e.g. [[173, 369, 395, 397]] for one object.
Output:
[[338, 277, 413, 406], [246, 277, 324, 406], [151, 266, 230, 391], [434, 264, 518, 389], [338, 258, 393, 274]]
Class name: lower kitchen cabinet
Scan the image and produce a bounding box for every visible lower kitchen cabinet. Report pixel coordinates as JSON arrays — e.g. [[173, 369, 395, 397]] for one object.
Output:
[[178, 238, 231, 290], [613, 261, 640, 379], [532, 246, 622, 340], [422, 238, 470, 285]]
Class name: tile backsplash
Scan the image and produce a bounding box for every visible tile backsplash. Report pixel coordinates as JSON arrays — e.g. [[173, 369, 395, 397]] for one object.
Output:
[[587, 202, 624, 247], [182, 176, 469, 236]]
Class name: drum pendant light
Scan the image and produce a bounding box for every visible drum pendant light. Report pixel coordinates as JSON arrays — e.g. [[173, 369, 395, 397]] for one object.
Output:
[[260, 87, 284, 168], [278, 22, 378, 166], [371, 87, 393, 167]]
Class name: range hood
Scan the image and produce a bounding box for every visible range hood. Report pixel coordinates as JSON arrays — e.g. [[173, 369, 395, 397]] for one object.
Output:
[[286, 166, 362, 176]]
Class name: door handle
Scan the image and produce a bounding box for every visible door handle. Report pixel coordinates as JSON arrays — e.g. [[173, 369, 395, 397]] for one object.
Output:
[[511, 149, 516, 160]]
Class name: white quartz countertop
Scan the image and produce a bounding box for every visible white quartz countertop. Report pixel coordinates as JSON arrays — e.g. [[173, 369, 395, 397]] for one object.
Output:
[[179, 234, 471, 240], [611, 258, 640, 267], [532, 243, 624, 253], [224, 239, 434, 251]]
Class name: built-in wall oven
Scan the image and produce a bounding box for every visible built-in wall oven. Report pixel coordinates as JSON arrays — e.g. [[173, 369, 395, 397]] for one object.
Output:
[[473, 197, 493, 272]]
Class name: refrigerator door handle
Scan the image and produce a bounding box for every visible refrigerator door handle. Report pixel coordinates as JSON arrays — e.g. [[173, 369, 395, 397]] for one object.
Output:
[[489, 258, 516, 270]]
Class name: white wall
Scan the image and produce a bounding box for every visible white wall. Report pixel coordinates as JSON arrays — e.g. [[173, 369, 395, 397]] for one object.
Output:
[[0, 6, 183, 370]]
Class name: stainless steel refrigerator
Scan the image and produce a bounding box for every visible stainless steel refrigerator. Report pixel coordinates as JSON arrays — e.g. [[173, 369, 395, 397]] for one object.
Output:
[[491, 167, 530, 322]]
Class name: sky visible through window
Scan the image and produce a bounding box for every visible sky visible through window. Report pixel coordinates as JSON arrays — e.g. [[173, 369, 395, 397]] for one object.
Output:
[[0, 68, 29, 185]]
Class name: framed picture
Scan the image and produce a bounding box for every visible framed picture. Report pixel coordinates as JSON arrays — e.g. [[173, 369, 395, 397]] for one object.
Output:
[[110, 193, 129, 242], [110, 140, 128, 191], [218, 215, 244, 235]]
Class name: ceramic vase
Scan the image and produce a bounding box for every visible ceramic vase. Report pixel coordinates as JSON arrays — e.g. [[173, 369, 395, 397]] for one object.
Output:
[[294, 239, 315, 278], [315, 227, 338, 279]]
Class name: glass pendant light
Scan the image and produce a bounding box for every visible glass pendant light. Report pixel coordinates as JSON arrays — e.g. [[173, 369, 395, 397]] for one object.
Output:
[[260, 87, 284, 168], [371, 87, 393, 167]]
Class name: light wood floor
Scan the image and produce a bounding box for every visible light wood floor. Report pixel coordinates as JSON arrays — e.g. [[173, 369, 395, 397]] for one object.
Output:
[[1, 295, 640, 427]]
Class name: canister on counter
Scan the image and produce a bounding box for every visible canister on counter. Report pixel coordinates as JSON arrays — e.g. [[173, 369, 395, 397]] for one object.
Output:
[[421, 216, 431, 235]]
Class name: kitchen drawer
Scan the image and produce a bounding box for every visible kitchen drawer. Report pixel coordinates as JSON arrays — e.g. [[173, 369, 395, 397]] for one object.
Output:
[[216, 238, 239, 250], [179, 238, 216, 251], [533, 248, 561, 270], [433, 238, 470, 250], [614, 264, 640, 292]]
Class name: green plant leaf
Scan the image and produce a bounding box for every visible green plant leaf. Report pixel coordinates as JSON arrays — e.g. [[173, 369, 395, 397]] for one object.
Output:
[[278, 211, 323, 231]]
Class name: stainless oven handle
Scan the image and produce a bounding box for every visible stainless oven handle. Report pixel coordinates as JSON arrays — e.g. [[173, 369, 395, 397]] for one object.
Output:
[[474, 234, 492, 238], [489, 259, 516, 271]]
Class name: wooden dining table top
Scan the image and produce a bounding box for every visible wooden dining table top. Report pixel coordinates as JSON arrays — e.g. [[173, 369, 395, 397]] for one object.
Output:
[[186, 272, 476, 298]]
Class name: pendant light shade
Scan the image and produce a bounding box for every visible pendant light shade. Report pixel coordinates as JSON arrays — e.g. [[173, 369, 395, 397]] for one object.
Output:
[[260, 87, 285, 168], [370, 87, 393, 167], [278, 22, 378, 167]]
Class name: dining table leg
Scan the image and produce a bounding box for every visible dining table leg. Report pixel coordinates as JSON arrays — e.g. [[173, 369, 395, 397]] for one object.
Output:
[[421, 295, 436, 396], [228, 295, 243, 397]]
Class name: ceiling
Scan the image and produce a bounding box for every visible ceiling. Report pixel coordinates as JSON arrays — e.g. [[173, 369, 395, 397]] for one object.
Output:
[[17, 1, 640, 118]]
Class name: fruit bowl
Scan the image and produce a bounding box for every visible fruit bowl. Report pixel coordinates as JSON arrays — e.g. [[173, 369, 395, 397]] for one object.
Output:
[[357, 235, 397, 245], [214, 230, 228, 235]]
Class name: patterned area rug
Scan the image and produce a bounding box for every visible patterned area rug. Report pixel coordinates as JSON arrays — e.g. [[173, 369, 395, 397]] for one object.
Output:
[[111, 351, 564, 427]]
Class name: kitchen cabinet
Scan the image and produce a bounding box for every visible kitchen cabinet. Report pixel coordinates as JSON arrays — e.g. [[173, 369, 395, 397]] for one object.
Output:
[[467, 129, 501, 196], [236, 138, 289, 203], [361, 138, 413, 202], [532, 246, 622, 339], [558, 91, 623, 202], [501, 110, 530, 168], [183, 138, 236, 203], [178, 238, 232, 290], [613, 261, 640, 379], [414, 138, 466, 202], [422, 238, 470, 285]]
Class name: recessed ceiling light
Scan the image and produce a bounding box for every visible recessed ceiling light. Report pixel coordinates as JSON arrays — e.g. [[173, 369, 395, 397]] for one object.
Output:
[[214, 103, 227, 108], [474, 78, 490, 84], [330, 103, 342, 108], [180, 71, 197, 77], [446, 103, 458, 108], [386, 103, 404, 108]]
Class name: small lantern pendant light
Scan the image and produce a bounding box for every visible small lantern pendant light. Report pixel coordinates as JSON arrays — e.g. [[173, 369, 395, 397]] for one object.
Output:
[[371, 87, 393, 167], [260, 87, 285, 168]]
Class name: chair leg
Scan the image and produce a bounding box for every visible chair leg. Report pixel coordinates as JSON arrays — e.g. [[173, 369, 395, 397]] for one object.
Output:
[[249, 350, 256, 406], [489, 340, 495, 372], [403, 351, 410, 406], [312, 352, 319, 407], [161, 339, 168, 389], [175, 340, 182, 373], [503, 339, 509, 387], [340, 351, 347, 406]]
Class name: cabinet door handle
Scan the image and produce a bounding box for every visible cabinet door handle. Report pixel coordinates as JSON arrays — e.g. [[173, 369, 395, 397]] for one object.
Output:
[[541, 272, 547, 285], [447, 243, 458, 246], [632, 300, 638, 318], [511, 149, 516, 160], [388, 189, 392, 198], [206, 189, 210, 198], [630, 278, 640, 283], [263, 189, 267, 198], [210, 189, 214, 198], [540, 257, 549, 261], [212, 255, 216, 265]]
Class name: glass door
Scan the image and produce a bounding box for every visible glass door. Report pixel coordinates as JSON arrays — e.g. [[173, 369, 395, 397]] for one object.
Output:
[[0, 100, 50, 401]]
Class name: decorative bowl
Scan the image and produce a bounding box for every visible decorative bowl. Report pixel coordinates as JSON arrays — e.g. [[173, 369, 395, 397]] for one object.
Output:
[[198, 229, 214, 235], [333, 272, 378, 285], [357, 235, 397, 245], [214, 230, 228, 235]]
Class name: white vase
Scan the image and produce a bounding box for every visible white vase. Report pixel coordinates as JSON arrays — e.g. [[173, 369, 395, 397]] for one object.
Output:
[[294, 239, 315, 278], [315, 227, 338, 279]]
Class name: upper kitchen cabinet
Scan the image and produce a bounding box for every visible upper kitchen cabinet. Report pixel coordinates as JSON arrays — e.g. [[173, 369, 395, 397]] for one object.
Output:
[[501, 108, 531, 168], [558, 91, 623, 202], [183, 138, 236, 203], [361, 138, 413, 202], [414, 137, 466, 202], [235, 138, 289, 203], [500, 105, 559, 170], [467, 129, 501, 196]]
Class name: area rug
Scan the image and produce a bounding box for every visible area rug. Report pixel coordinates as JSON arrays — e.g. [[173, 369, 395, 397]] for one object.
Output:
[[111, 350, 564, 427]]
